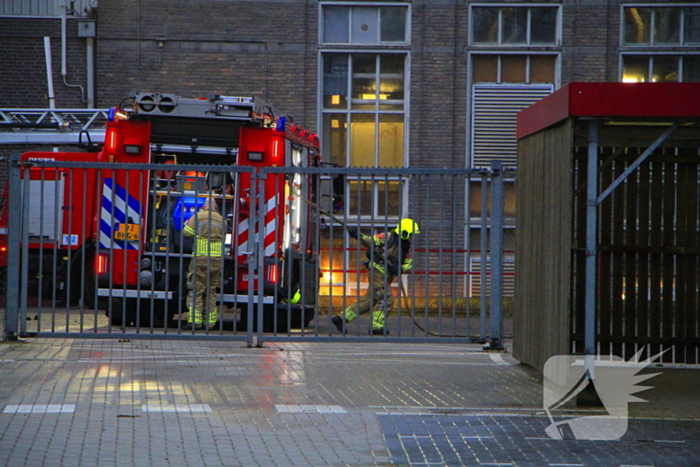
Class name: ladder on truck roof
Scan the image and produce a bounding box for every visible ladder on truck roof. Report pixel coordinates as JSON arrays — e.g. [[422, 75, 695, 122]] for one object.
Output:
[[0, 94, 271, 152], [0, 108, 109, 145]]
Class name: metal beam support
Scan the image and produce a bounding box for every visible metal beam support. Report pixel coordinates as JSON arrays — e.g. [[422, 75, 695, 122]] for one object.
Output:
[[585, 121, 599, 356], [4, 153, 21, 340], [489, 160, 504, 349], [596, 122, 680, 205]]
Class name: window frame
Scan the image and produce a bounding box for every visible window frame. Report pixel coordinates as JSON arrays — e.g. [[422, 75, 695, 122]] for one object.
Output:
[[469, 3, 562, 47], [318, 50, 409, 168], [619, 52, 700, 82], [620, 4, 700, 47], [470, 51, 560, 85], [0, 0, 94, 18], [319, 2, 412, 46]]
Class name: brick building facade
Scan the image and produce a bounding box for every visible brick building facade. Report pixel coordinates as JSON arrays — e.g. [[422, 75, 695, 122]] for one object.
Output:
[[1, 0, 698, 297], [3, 1, 697, 166]]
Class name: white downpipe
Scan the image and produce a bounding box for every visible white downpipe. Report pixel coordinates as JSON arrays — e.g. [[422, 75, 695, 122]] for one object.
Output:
[[86, 37, 95, 108], [61, 6, 67, 76], [44, 37, 56, 109]]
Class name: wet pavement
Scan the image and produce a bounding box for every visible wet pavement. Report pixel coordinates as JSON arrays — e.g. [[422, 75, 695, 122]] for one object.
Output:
[[0, 338, 698, 466]]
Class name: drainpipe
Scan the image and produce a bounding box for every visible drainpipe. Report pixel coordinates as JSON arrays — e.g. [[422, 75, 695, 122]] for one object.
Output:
[[44, 37, 56, 109], [86, 37, 95, 108], [61, 1, 85, 103]]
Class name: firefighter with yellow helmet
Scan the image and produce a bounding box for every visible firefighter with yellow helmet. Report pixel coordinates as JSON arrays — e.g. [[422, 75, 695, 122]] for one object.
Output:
[[332, 218, 419, 335]]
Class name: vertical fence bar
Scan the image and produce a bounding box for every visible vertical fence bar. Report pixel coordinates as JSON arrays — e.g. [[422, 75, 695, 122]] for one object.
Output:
[[489, 160, 504, 349], [464, 174, 472, 338], [20, 162, 30, 334], [4, 153, 22, 340], [479, 173, 488, 341]]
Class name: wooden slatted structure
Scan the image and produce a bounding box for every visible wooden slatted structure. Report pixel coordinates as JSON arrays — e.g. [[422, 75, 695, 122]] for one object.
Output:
[[514, 83, 700, 371]]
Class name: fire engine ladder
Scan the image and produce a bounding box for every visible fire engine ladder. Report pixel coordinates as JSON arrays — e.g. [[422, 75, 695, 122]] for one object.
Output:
[[0, 108, 109, 145]]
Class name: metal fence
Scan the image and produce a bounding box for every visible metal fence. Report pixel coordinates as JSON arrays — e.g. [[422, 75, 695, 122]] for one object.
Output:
[[2, 154, 508, 346]]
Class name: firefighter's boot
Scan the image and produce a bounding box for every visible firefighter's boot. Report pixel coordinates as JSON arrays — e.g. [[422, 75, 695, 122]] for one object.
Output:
[[186, 307, 204, 330], [332, 308, 357, 334], [207, 308, 220, 330], [371, 309, 389, 335]]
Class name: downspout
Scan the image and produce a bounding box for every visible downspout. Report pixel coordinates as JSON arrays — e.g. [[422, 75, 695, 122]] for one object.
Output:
[[61, 1, 85, 103], [86, 37, 95, 108], [44, 37, 56, 109]]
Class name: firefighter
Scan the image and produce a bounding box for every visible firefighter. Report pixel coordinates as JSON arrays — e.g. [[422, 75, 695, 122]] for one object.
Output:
[[332, 218, 419, 335], [183, 197, 225, 330]]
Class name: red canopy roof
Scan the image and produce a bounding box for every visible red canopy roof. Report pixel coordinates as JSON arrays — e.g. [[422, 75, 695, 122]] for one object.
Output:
[[517, 82, 700, 140]]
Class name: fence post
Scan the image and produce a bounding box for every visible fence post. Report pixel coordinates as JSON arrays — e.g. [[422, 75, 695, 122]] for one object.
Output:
[[479, 173, 488, 342], [4, 153, 22, 340], [489, 160, 504, 349]]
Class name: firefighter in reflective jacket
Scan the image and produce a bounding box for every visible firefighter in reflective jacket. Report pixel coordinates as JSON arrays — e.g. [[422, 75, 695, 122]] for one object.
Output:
[[332, 219, 419, 335], [183, 197, 225, 330]]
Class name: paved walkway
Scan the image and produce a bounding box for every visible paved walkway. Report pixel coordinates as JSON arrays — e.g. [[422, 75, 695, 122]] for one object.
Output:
[[0, 339, 698, 466]]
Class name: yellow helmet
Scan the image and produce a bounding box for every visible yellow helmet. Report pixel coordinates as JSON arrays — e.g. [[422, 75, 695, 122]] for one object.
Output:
[[396, 218, 420, 240]]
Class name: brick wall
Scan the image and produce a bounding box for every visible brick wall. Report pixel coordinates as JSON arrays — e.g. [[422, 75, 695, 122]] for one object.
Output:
[[0, 18, 88, 108], [95, 0, 318, 129], [410, 1, 469, 169]]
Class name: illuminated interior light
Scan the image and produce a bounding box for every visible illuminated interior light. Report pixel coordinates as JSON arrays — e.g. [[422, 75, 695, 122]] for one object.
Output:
[[331, 95, 340, 104], [331, 119, 339, 129]]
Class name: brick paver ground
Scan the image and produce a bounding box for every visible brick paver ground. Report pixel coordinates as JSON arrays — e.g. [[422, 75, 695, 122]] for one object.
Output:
[[0, 339, 698, 466]]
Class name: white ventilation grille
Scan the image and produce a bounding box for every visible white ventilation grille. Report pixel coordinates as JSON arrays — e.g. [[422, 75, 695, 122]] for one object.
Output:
[[470, 255, 515, 298], [471, 84, 553, 168]]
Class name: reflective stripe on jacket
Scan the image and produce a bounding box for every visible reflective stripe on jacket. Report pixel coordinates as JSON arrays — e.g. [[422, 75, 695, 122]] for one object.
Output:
[[359, 231, 411, 276], [183, 209, 225, 257]]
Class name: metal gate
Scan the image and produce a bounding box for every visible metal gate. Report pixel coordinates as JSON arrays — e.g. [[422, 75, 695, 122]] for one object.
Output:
[[2, 154, 508, 346]]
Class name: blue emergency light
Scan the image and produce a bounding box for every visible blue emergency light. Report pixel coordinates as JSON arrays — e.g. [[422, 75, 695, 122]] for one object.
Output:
[[172, 197, 206, 231], [276, 116, 285, 132]]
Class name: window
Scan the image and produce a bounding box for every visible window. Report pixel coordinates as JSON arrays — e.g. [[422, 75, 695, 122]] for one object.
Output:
[[322, 4, 409, 44], [472, 54, 557, 84], [621, 54, 700, 82], [471, 5, 559, 46], [623, 5, 700, 46], [321, 53, 406, 168], [620, 5, 700, 82], [0, 0, 94, 17]]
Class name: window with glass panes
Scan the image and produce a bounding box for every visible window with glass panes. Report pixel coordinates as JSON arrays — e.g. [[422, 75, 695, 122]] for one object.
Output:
[[319, 4, 411, 294], [321, 52, 407, 216], [321, 52, 406, 168], [621, 5, 700, 82], [471, 5, 560, 46], [322, 4, 408, 44]]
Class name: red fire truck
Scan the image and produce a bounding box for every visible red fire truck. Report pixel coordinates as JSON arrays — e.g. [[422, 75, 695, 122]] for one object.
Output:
[[0, 92, 324, 331]]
